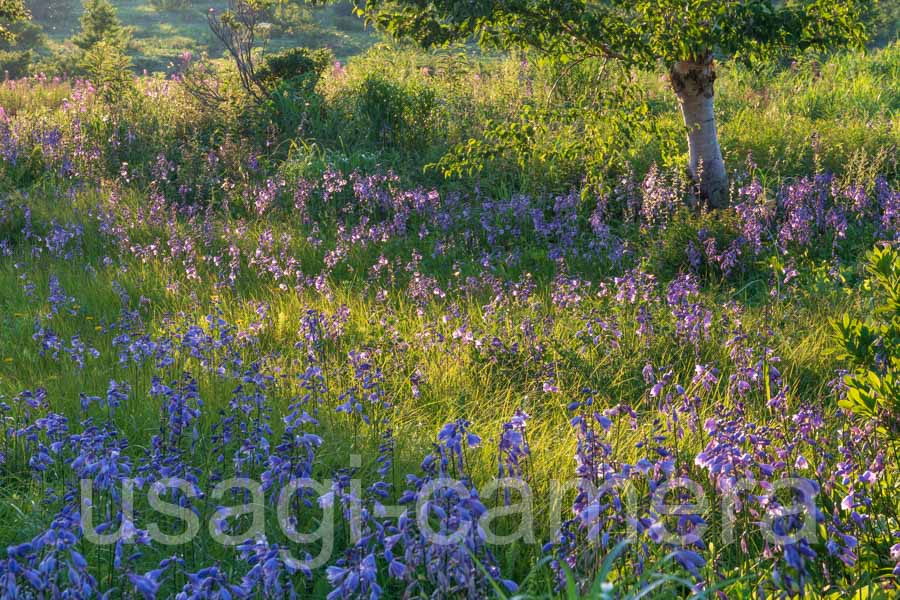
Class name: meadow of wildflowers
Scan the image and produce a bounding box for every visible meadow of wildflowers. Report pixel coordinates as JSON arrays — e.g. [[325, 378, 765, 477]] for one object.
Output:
[[0, 48, 898, 599]]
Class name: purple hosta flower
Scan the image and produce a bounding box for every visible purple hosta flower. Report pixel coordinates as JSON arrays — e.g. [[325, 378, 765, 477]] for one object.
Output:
[[0, 506, 97, 597], [47, 274, 76, 317], [228, 364, 275, 475], [671, 301, 713, 349], [294, 177, 314, 221], [251, 177, 284, 216], [734, 179, 772, 254], [44, 220, 84, 259], [298, 363, 328, 406], [890, 540, 900, 578], [636, 304, 654, 340], [0, 115, 21, 165], [311, 442, 383, 574], [296, 308, 326, 362], [479, 195, 531, 247], [69, 422, 133, 499], [642, 363, 656, 385], [351, 169, 399, 209], [104, 378, 129, 413], [588, 197, 625, 262], [79, 380, 130, 419], [695, 409, 769, 493], [876, 177, 899, 239], [547, 396, 663, 589], [673, 549, 707, 578], [178, 564, 252, 599], [436, 418, 481, 475], [542, 377, 560, 394], [613, 268, 656, 304], [32, 321, 62, 360], [837, 182, 871, 217], [152, 152, 175, 183], [771, 517, 820, 596], [129, 556, 183, 600], [326, 552, 381, 600], [575, 313, 623, 352], [64, 334, 100, 369], [724, 328, 781, 400], [497, 409, 530, 481], [552, 271, 591, 309], [322, 166, 348, 203], [238, 536, 312, 596], [113, 330, 175, 369], [640, 165, 681, 230], [409, 368, 425, 398], [176, 313, 243, 373], [325, 466, 392, 600], [407, 271, 446, 314], [388, 422, 515, 598], [825, 206, 848, 242], [777, 176, 830, 250], [373, 428, 395, 500], [19, 271, 34, 296], [261, 404, 321, 495], [32, 323, 98, 368], [665, 273, 699, 306], [532, 190, 579, 260], [151, 374, 203, 452], [336, 350, 388, 426], [690, 364, 719, 394], [825, 520, 859, 568], [716, 237, 745, 277]]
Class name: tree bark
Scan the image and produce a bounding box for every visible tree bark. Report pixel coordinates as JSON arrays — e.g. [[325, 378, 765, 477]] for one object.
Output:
[[670, 59, 728, 208]]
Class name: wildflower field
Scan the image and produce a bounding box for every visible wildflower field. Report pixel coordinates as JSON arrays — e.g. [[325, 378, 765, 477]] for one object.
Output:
[[0, 2, 899, 598]]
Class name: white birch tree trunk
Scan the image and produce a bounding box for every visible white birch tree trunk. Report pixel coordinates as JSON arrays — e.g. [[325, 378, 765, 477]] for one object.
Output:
[[670, 59, 729, 208]]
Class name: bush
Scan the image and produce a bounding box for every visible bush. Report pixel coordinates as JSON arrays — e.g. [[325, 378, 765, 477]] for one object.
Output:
[[0, 49, 31, 78], [0, 19, 45, 78], [353, 73, 436, 151], [257, 46, 334, 92], [831, 244, 900, 429]]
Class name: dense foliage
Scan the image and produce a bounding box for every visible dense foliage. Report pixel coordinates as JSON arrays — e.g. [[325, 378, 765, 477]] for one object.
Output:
[[359, 0, 876, 207], [0, 0, 27, 41], [360, 0, 872, 63]]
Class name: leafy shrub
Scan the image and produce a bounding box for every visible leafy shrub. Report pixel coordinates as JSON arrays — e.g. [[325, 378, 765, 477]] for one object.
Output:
[[0, 48, 31, 78], [831, 244, 899, 428], [353, 73, 436, 151], [256, 46, 333, 92], [0, 14, 44, 78]]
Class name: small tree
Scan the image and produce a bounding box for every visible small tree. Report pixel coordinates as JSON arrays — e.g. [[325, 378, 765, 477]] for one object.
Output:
[[207, 0, 274, 103], [81, 39, 133, 102], [193, 0, 329, 105], [0, 17, 45, 78], [71, 0, 127, 52], [0, 0, 27, 42], [358, 0, 874, 207]]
